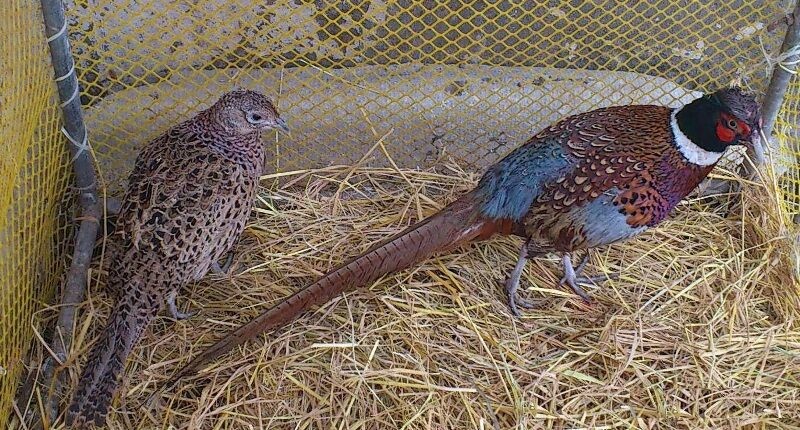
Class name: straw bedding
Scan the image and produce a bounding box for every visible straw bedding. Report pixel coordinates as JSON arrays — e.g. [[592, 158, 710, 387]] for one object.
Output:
[[27, 158, 800, 428]]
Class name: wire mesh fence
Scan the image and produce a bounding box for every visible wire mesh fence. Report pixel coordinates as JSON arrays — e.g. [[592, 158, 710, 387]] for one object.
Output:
[[0, 0, 73, 425], [3, 0, 800, 424], [62, 1, 792, 190], [776, 75, 800, 218]]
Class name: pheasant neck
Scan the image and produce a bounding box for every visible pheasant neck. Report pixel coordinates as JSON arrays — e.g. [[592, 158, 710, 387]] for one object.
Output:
[[672, 98, 726, 166]]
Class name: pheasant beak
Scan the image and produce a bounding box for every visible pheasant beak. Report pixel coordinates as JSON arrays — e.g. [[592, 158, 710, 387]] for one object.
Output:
[[744, 117, 767, 165], [747, 116, 764, 147], [274, 117, 290, 133]]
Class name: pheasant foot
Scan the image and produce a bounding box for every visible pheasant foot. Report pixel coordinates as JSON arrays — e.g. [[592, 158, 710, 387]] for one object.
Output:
[[559, 254, 618, 303], [167, 290, 196, 320]]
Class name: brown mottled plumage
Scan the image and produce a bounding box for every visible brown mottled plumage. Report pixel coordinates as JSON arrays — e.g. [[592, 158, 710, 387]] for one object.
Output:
[[157, 87, 760, 395], [65, 89, 287, 428]]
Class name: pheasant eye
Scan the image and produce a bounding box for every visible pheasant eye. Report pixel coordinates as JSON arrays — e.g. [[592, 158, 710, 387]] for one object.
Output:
[[246, 112, 264, 124], [727, 119, 737, 129]]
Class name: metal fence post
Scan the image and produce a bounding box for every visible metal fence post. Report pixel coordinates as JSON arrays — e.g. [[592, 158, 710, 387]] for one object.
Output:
[[745, 1, 800, 177], [37, 0, 101, 425]]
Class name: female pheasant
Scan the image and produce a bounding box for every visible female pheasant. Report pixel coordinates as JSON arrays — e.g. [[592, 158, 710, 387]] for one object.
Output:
[[65, 90, 288, 428], [160, 87, 760, 392]]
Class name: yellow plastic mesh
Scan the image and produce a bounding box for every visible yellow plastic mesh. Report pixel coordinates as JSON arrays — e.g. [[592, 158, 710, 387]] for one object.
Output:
[[61, 1, 794, 192], [3, 0, 800, 423], [776, 75, 800, 221], [0, 0, 73, 424]]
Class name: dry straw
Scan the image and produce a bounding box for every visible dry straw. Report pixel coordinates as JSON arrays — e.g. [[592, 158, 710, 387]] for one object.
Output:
[[17, 144, 800, 429]]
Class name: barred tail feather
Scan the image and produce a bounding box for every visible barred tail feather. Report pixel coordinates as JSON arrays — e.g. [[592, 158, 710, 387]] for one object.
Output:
[[160, 191, 506, 392], [66, 299, 157, 428]]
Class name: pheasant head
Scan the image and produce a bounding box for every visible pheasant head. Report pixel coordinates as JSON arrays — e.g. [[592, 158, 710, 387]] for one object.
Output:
[[673, 87, 761, 165], [208, 89, 289, 136]]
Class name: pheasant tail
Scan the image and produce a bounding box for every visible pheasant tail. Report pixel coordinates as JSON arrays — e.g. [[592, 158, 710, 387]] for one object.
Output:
[[160, 191, 507, 391], [66, 297, 158, 428]]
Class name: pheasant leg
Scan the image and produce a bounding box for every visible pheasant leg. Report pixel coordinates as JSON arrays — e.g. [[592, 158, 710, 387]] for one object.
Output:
[[210, 252, 235, 275], [559, 254, 618, 303], [166, 289, 195, 320], [504, 242, 536, 316]]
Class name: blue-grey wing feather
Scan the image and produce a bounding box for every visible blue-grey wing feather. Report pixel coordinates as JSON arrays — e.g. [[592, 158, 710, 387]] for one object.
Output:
[[475, 139, 572, 221]]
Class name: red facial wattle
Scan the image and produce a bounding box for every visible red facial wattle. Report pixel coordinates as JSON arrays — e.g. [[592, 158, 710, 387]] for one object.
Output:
[[716, 121, 736, 143], [737, 120, 751, 136]]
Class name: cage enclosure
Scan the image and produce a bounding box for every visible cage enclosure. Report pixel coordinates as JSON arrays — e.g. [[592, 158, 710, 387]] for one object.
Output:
[[5, 0, 800, 428]]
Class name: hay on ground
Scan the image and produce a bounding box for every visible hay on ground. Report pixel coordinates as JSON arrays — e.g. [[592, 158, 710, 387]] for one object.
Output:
[[21, 157, 800, 429]]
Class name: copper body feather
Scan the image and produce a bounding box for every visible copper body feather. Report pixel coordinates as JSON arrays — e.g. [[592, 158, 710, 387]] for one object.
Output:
[[517, 105, 713, 253]]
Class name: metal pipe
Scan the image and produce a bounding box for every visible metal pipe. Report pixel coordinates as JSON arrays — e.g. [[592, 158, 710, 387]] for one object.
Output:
[[745, 1, 800, 175], [762, 2, 800, 137], [36, 0, 101, 426]]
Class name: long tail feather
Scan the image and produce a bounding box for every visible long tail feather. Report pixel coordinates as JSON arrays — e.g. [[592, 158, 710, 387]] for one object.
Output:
[[158, 191, 504, 393], [66, 296, 157, 428]]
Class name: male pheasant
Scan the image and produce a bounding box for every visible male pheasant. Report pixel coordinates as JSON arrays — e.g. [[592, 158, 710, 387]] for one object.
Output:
[[160, 87, 760, 392], [65, 89, 288, 428]]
